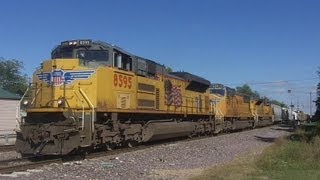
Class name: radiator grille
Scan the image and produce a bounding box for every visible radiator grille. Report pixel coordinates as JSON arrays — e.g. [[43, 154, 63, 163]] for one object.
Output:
[[156, 88, 160, 109], [138, 83, 155, 92], [138, 99, 155, 108]]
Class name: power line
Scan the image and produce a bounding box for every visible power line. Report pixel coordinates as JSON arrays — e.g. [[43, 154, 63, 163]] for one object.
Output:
[[225, 78, 318, 86], [259, 90, 318, 94]]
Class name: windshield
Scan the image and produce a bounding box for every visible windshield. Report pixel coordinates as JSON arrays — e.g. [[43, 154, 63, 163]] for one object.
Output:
[[77, 50, 109, 61], [210, 88, 225, 96], [51, 47, 73, 59]]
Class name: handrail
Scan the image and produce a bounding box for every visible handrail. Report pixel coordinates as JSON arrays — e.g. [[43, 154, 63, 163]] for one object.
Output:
[[211, 99, 224, 119], [79, 88, 95, 134], [16, 86, 30, 125], [252, 111, 259, 121], [216, 109, 224, 119], [73, 90, 85, 130], [30, 88, 41, 105], [250, 104, 258, 121]]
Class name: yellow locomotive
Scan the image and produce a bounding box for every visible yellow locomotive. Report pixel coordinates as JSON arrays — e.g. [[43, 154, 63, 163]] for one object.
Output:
[[254, 98, 274, 126], [16, 40, 214, 155], [16, 39, 277, 156], [209, 84, 273, 132]]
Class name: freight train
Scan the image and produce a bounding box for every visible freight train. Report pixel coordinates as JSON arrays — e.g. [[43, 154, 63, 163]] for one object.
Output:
[[15, 39, 305, 156]]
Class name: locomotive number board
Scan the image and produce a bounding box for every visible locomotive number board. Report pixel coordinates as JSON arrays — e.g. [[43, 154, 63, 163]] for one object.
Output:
[[113, 73, 133, 89]]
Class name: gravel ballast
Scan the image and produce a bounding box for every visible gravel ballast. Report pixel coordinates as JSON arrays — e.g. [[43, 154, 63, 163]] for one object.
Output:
[[0, 151, 20, 162], [0, 125, 292, 180]]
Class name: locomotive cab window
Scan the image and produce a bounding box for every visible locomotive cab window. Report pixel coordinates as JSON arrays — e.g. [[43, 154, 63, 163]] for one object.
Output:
[[51, 47, 74, 59], [77, 50, 109, 62], [113, 51, 132, 71], [210, 88, 225, 96]]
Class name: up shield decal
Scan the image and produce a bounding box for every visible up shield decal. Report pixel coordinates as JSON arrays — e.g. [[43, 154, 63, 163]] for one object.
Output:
[[36, 70, 95, 86]]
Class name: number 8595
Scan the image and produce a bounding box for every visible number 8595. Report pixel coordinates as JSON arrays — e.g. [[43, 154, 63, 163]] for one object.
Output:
[[113, 74, 132, 89]]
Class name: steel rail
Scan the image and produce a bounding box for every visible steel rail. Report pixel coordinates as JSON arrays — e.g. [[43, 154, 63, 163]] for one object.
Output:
[[0, 145, 15, 152]]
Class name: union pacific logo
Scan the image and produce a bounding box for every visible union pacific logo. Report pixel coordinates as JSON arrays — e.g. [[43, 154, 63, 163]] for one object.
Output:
[[36, 70, 95, 86]]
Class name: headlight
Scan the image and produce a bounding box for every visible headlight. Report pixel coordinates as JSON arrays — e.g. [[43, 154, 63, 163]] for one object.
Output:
[[68, 41, 77, 45], [23, 100, 29, 106], [57, 99, 63, 105]]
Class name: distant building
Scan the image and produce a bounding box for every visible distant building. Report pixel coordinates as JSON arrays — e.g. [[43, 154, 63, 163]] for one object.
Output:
[[0, 88, 20, 135]]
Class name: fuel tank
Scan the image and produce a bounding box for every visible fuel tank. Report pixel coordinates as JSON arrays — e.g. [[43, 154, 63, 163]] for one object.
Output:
[[142, 121, 196, 142]]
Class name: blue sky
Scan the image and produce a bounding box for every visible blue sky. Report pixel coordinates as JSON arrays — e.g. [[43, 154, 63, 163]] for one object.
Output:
[[0, 0, 319, 114]]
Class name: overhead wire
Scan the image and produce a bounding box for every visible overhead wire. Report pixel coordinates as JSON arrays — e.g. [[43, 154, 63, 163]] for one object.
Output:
[[224, 77, 318, 86]]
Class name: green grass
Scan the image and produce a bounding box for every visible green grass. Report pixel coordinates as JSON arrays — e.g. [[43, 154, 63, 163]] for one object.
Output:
[[253, 137, 320, 180], [191, 122, 320, 180]]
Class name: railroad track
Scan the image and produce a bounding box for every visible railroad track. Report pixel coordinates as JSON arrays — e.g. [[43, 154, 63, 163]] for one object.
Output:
[[0, 145, 16, 152], [0, 158, 62, 174], [0, 125, 283, 175], [0, 143, 161, 174], [0, 135, 210, 174]]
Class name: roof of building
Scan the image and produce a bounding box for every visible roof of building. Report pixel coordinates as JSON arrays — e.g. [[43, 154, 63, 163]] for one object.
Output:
[[0, 88, 20, 100]]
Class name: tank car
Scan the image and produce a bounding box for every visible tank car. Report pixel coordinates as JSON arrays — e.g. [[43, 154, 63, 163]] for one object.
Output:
[[16, 39, 214, 156], [297, 111, 308, 123], [271, 104, 284, 124], [294, 110, 308, 125]]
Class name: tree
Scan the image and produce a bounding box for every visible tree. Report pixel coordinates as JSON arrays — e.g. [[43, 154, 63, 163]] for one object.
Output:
[[165, 66, 173, 73], [235, 84, 260, 99], [314, 69, 320, 120], [0, 58, 28, 96], [270, 99, 287, 107]]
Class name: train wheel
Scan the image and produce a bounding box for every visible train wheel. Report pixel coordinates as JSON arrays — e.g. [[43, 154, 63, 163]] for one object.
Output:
[[76, 147, 90, 158]]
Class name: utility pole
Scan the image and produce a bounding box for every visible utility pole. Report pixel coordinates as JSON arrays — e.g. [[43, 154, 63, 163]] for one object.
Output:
[[310, 92, 312, 118], [288, 89, 293, 122]]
